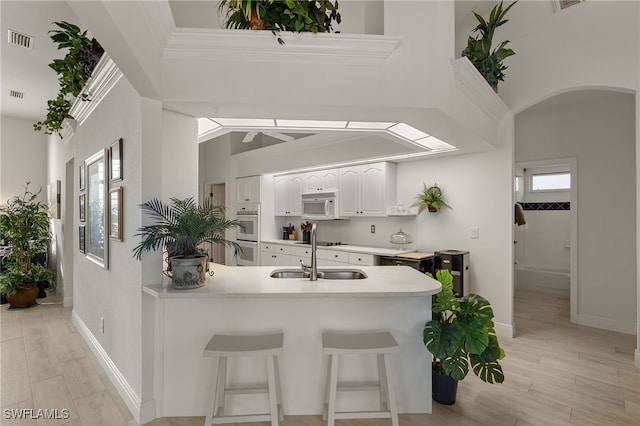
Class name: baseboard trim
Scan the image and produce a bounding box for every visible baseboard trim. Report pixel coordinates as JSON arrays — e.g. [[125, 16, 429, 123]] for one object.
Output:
[[72, 310, 154, 424], [635, 349, 640, 368], [63, 296, 73, 308], [494, 321, 514, 338], [574, 313, 636, 335]]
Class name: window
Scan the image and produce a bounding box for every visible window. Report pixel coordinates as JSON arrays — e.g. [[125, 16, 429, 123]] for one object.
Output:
[[530, 172, 571, 191]]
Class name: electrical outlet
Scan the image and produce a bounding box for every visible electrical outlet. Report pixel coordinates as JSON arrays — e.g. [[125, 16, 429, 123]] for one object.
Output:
[[100, 317, 104, 333], [370, 225, 375, 234]]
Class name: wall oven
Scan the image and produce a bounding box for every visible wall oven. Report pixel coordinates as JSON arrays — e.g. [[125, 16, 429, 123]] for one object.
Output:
[[235, 202, 260, 266], [236, 203, 259, 242]]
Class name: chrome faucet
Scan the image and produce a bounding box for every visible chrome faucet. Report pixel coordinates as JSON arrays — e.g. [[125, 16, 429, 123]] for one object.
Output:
[[300, 222, 318, 280]]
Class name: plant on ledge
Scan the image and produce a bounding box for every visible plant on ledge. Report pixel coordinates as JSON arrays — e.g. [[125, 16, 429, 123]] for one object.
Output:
[[424, 270, 505, 405], [461, 1, 517, 92], [218, 0, 341, 44], [132, 197, 243, 289], [34, 21, 104, 137]]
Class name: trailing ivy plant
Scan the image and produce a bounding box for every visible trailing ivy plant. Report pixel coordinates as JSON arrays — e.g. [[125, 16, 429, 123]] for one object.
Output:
[[461, 1, 517, 92], [34, 21, 104, 137], [218, 0, 341, 44]]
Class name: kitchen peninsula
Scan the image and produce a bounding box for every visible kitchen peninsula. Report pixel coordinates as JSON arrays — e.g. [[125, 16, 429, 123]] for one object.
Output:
[[143, 264, 441, 417]]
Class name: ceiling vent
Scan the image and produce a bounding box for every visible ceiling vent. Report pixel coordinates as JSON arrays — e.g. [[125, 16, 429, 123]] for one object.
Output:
[[7, 30, 33, 49], [9, 90, 25, 99], [553, 0, 585, 11]]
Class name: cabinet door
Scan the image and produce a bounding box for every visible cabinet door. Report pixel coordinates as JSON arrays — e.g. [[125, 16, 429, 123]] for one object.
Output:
[[338, 167, 360, 216], [360, 164, 386, 216], [320, 169, 339, 191], [237, 176, 260, 203], [274, 176, 290, 215], [288, 174, 304, 216], [261, 252, 276, 266], [274, 253, 291, 266], [304, 172, 322, 192]]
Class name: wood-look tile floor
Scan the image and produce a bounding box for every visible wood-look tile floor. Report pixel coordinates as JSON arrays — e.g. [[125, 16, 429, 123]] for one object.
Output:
[[1, 290, 638, 425]]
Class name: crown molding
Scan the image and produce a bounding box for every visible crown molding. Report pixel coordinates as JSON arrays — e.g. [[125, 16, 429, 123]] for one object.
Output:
[[138, 0, 175, 52], [69, 54, 124, 126], [452, 57, 509, 123], [164, 29, 402, 66]]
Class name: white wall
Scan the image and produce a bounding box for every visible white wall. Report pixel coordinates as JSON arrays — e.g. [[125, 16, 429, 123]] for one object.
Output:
[[161, 110, 198, 200], [0, 115, 48, 204], [515, 92, 636, 333]]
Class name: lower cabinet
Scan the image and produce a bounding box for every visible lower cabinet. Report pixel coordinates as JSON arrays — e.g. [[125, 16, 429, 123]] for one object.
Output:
[[261, 243, 377, 268]]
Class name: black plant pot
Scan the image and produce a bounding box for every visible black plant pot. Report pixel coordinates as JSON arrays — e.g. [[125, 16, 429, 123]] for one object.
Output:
[[432, 367, 458, 405]]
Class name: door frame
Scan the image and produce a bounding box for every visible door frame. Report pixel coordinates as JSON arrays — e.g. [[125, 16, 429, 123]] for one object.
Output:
[[514, 157, 578, 324]]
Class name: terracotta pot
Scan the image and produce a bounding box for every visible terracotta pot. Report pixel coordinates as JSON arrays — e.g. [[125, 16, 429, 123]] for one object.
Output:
[[427, 205, 439, 213], [6, 283, 39, 309]]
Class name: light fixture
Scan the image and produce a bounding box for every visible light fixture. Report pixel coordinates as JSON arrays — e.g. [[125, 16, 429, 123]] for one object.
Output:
[[414, 136, 456, 151], [346, 121, 395, 130], [213, 118, 276, 127], [387, 123, 430, 141], [275, 119, 348, 129]]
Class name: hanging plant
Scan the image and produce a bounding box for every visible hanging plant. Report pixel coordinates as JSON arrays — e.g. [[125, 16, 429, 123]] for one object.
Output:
[[461, 1, 517, 92], [34, 21, 104, 137], [218, 0, 341, 45], [412, 183, 452, 213]]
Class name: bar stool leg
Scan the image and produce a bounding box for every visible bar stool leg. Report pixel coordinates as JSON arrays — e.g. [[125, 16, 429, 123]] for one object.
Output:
[[326, 354, 339, 426], [383, 354, 399, 426], [378, 354, 389, 411], [266, 355, 279, 426], [215, 357, 227, 418], [274, 356, 284, 422], [204, 358, 216, 426]]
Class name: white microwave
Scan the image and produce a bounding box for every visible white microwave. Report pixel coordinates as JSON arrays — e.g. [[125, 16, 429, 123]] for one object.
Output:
[[301, 192, 347, 220]]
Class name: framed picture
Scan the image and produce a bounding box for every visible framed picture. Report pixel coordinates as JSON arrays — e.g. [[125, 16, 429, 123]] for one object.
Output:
[[109, 187, 123, 241], [86, 149, 108, 268], [79, 225, 86, 253], [110, 138, 123, 182], [79, 193, 86, 222], [79, 163, 86, 191]]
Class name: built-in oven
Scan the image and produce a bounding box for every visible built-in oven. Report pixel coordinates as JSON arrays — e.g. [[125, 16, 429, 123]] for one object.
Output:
[[236, 203, 260, 242], [236, 240, 259, 266]]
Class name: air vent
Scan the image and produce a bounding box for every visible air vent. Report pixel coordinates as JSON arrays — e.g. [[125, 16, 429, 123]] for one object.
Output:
[[9, 90, 25, 99], [7, 30, 33, 49]]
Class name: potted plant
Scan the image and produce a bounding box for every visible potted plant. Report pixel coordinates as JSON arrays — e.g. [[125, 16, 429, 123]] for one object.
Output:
[[0, 183, 53, 309], [132, 197, 243, 289], [34, 21, 104, 137], [218, 0, 341, 44], [461, 1, 517, 92], [423, 270, 505, 405], [412, 183, 452, 213]]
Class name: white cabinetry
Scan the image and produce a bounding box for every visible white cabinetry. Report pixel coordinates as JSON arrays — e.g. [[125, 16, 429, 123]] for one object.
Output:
[[275, 174, 304, 216], [260, 243, 292, 266], [338, 162, 396, 217], [304, 169, 338, 192], [236, 176, 260, 203]]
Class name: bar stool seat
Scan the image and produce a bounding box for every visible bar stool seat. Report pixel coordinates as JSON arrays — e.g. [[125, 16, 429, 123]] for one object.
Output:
[[203, 333, 284, 426], [322, 331, 400, 426]]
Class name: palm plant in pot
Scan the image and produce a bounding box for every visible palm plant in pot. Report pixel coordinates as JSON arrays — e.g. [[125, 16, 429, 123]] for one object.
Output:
[[0, 183, 53, 309], [218, 0, 341, 44], [424, 270, 505, 405], [132, 197, 243, 290], [412, 183, 452, 213]]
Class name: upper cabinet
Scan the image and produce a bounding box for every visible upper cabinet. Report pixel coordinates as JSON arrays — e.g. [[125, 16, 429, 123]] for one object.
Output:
[[338, 162, 396, 217], [305, 169, 338, 192], [236, 176, 261, 203], [275, 173, 304, 216]]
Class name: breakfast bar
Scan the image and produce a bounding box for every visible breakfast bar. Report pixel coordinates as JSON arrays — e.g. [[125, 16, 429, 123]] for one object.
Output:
[[143, 263, 441, 418]]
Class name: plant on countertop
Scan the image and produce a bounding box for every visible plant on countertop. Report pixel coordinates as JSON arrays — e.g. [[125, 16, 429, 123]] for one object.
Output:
[[0, 183, 53, 301], [34, 21, 104, 137], [461, 1, 517, 92], [424, 270, 505, 403], [412, 183, 452, 213], [132, 197, 243, 289], [218, 0, 341, 44]]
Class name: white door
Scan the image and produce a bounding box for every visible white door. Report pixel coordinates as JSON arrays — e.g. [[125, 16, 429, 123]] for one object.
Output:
[[338, 167, 360, 216], [360, 164, 385, 215]]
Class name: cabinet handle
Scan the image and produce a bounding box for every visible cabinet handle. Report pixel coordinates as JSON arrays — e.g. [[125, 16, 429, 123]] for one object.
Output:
[[358, 258, 362, 261], [245, 198, 249, 201], [334, 255, 338, 258]]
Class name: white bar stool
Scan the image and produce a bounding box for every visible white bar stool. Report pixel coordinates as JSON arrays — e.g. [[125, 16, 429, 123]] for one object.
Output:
[[203, 333, 284, 426], [322, 331, 400, 426]]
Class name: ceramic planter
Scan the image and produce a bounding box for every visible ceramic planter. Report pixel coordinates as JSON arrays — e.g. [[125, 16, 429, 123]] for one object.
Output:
[[169, 255, 208, 290]]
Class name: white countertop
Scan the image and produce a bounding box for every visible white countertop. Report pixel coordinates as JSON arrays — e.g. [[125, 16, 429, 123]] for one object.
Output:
[[261, 239, 415, 256], [143, 263, 441, 299]]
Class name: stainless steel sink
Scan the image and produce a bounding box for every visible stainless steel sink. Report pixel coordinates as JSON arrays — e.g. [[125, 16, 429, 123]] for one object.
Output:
[[270, 268, 367, 280]]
